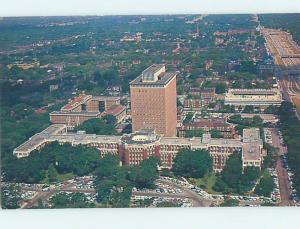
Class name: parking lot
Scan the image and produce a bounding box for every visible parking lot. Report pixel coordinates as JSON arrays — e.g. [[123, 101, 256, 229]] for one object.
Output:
[[11, 169, 299, 208], [264, 128, 299, 206]]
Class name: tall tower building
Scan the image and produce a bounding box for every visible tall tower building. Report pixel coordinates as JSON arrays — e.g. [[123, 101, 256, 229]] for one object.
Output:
[[130, 64, 177, 137]]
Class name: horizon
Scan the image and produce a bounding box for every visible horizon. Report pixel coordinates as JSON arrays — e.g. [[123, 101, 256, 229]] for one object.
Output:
[[1, 0, 300, 17], [1, 12, 300, 18]]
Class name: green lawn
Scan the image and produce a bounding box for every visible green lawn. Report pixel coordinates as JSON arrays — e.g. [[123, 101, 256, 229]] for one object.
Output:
[[57, 173, 75, 182], [41, 172, 75, 184], [189, 173, 221, 194]]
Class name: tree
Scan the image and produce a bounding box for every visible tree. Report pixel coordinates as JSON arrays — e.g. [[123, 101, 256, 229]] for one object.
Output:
[[213, 152, 260, 194], [277, 102, 300, 196], [210, 129, 223, 138], [131, 156, 160, 189], [185, 129, 205, 138], [120, 98, 128, 106], [220, 198, 239, 207], [241, 166, 260, 192], [157, 201, 180, 207], [48, 164, 58, 182], [173, 149, 213, 178], [94, 154, 120, 180], [1, 183, 21, 209], [263, 143, 278, 168], [221, 152, 243, 190], [2, 142, 102, 183], [215, 83, 226, 94], [74, 118, 117, 135], [160, 168, 173, 177], [255, 171, 275, 197], [242, 105, 254, 114], [50, 192, 95, 208], [94, 154, 134, 207], [183, 112, 194, 124], [102, 115, 117, 126]]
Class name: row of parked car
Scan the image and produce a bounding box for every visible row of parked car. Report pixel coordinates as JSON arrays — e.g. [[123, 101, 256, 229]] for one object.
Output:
[[130, 195, 193, 207], [280, 154, 300, 204], [267, 168, 281, 202], [264, 129, 273, 144]]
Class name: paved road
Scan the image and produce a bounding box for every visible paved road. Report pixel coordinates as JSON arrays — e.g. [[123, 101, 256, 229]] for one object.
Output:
[[269, 128, 294, 206], [21, 182, 77, 208], [157, 179, 213, 207]]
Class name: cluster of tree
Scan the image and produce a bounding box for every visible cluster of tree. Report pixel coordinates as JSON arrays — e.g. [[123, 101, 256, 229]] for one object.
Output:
[[2, 142, 102, 183], [219, 198, 239, 207], [210, 129, 223, 138], [254, 171, 275, 197], [263, 143, 278, 169], [185, 129, 205, 138], [225, 71, 271, 89], [1, 183, 21, 209], [156, 201, 180, 207], [201, 81, 227, 94], [183, 112, 193, 124], [228, 114, 263, 134], [74, 115, 117, 135], [215, 83, 227, 94], [93, 70, 120, 90], [264, 105, 280, 115], [172, 149, 213, 178], [242, 105, 255, 114], [278, 101, 300, 196], [213, 152, 261, 194], [50, 192, 95, 208], [94, 155, 160, 208]]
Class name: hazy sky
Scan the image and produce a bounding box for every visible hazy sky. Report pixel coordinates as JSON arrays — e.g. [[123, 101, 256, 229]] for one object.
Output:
[[0, 0, 300, 16]]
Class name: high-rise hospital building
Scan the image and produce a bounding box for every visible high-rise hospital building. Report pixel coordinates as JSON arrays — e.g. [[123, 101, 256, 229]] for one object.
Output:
[[130, 64, 177, 137]]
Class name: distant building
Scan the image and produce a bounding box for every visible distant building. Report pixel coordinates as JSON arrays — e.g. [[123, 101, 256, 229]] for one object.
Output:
[[178, 118, 235, 138], [49, 84, 59, 92], [204, 60, 214, 71], [130, 64, 177, 137], [50, 93, 121, 129], [8, 61, 40, 70], [103, 104, 126, 124], [177, 107, 186, 128], [189, 88, 216, 106], [120, 32, 142, 42], [13, 126, 264, 172], [224, 89, 282, 110], [184, 98, 202, 110]]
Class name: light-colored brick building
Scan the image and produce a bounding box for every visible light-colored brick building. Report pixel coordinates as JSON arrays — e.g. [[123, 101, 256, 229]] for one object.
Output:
[[130, 64, 177, 137], [50, 93, 121, 129], [13, 125, 264, 172]]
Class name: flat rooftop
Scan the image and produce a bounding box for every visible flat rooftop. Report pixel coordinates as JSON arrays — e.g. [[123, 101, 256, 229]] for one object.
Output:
[[13, 124, 66, 153], [243, 128, 260, 142], [91, 96, 120, 101], [242, 142, 261, 161], [130, 64, 177, 87], [61, 94, 91, 111], [229, 89, 277, 96], [121, 129, 161, 144], [190, 88, 215, 93], [50, 111, 101, 116], [50, 133, 121, 145], [104, 105, 126, 116], [130, 72, 177, 87]]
